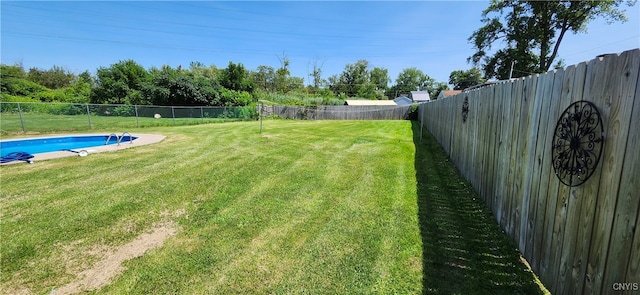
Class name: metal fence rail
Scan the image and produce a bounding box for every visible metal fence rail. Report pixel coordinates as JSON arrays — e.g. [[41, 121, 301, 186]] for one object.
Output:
[[0, 102, 256, 134]]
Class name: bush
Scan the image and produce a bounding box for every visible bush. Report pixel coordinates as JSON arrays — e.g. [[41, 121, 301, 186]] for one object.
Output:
[[406, 103, 419, 120], [112, 105, 136, 117]]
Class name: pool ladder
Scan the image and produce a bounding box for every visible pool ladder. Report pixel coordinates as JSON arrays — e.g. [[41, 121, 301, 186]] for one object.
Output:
[[106, 132, 133, 146]]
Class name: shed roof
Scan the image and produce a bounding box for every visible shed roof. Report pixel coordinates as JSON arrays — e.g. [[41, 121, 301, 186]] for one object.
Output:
[[410, 91, 430, 102], [441, 90, 462, 97], [393, 96, 413, 106], [344, 100, 397, 106], [437, 90, 462, 99]]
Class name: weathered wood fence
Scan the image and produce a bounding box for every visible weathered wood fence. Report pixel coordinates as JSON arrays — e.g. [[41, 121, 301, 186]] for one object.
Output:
[[418, 49, 639, 294], [261, 105, 411, 120]]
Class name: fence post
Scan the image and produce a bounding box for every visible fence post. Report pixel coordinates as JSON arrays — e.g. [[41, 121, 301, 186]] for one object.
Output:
[[17, 102, 26, 133], [171, 106, 176, 124], [201, 107, 204, 123], [86, 104, 92, 129], [223, 106, 226, 123], [134, 105, 140, 128]]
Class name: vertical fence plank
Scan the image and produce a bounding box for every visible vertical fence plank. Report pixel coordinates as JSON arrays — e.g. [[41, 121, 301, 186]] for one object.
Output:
[[502, 79, 520, 233], [538, 64, 571, 288], [514, 76, 538, 252], [526, 71, 556, 267], [624, 63, 640, 290], [581, 50, 639, 295], [487, 86, 500, 213], [597, 49, 640, 295], [553, 61, 588, 294], [493, 83, 509, 222], [550, 60, 585, 294], [519, 75, 545, 267], [506, 77, 525, 239]]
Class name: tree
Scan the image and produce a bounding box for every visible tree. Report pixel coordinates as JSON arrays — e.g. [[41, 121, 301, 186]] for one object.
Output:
[[275, 53, 291, 93], [189, 62, 219, 80], [469, 0, 632, 79], [90, 60, 149, 104], [220, 61, 254, 93], [0, 64, 48, 98], [142, 65, 221, 106], [308, 59, 325, 90], [26, 65, 75, 89], [389, 67, 429, 95], [328, 60, 384, 99], [449, 68, 486, 90], [387, 68, 449, 99], [370, 67, 390, 91], [252, 65, 276, 92]]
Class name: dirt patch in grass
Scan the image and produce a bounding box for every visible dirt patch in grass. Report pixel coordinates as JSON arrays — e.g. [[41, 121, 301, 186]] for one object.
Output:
[[53, 221, 177, 295]]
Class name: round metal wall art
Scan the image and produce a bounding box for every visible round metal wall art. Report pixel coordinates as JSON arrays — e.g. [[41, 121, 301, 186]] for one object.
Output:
[[462, 96, 469, 123], [551, 100, 604, 187]]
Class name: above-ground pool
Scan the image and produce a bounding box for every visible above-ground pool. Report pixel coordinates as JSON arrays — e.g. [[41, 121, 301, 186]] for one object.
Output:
[[0, 135, 138, 157]]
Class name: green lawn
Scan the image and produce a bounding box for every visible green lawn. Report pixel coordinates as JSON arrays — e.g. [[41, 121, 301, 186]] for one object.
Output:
[[0, 120, 546, 294]]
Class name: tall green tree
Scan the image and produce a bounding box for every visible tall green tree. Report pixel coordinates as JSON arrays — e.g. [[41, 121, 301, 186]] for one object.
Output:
[[220, 61, 254, 93], [387, 68, 449, 99], [275, 54, 291, 93], [252, 65, 276, 92], [26, 65, 75, 89], [469, 0, 633, 79], [329, 60, 386, 99], [449, 68, 486, 90], [90, 60, 149, 104], [387, 67, 429, 97], [370, 67, 390, 91]]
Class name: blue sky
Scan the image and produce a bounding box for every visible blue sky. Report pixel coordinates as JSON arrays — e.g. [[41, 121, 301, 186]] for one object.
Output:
[[1, 1, 639, 86]]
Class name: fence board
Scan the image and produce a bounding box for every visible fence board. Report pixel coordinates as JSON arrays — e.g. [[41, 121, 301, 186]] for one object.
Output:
[[531, 72, 559, 272], [524, 72, 551, 264], [495, 81, 514, 227], [504, 78, 523, 237], [536, 68, 566, 285], [599, 50, 640, 294], [624, 68, 640, 291], [554, 60, 588, 294], [488, 86, 500, 214], [514, 76, 538, 249], [584, 50, 640, 295], [546, 63, 581, 291]]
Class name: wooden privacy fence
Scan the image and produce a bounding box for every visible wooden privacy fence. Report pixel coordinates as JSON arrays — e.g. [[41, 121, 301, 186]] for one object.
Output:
[[262, 105, 411, 120], [418, 49, 639, 295]]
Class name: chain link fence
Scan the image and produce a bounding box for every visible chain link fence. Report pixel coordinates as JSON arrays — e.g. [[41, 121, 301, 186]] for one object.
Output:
[[0, 102, 257, 134]]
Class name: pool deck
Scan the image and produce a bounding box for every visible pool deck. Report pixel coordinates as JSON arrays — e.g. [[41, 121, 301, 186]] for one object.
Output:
[[1, 133, 166, 165]]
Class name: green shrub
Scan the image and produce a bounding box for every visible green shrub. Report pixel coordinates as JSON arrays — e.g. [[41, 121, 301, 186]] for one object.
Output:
[[112, 105, 136, 117]]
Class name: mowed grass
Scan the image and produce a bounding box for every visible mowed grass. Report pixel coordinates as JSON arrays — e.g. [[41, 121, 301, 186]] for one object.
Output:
[[0, 120, 546, 294]]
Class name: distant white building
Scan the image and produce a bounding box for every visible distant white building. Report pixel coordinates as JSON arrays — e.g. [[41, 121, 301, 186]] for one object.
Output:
[[344, 100, 397, 106], [409, 91, 430, 103]]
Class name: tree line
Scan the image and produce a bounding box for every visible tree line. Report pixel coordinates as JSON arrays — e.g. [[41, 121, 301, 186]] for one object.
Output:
[[1, 58, 468, 107]]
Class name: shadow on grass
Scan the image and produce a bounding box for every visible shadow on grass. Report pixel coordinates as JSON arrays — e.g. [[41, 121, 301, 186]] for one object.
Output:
[[412, 121, 544, 295]]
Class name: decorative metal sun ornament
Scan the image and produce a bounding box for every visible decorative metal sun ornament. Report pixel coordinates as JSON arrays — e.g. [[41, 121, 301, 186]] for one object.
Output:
[[462, 96, 469, 123], [552, 101, 604, 187]]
